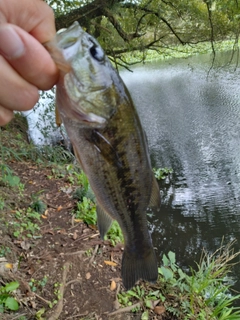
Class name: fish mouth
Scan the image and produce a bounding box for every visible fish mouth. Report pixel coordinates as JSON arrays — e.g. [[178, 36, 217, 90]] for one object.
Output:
[[56, 21, 84, 50]]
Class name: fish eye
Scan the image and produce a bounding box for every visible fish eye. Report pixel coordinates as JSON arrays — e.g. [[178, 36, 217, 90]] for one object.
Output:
[[89, 44, 105, 62]]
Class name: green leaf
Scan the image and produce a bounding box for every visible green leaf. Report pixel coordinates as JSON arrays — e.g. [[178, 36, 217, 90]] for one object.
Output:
[[178, 268, 186, 280], [161, 266, 174, 280], [145, 299, 152, 308], [162, 254, 169, 266], [0, 303, 4, 313], [4, 297, 19, 311], [5, 282, 19, 293], [141, 310, 149, 320], [36, 307, 46, 320], [168, 251, 176, 264], [127, 290, 139, 298]]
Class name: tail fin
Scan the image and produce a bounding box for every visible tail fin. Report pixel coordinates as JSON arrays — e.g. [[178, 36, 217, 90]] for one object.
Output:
[[121, 246, 158, 290]]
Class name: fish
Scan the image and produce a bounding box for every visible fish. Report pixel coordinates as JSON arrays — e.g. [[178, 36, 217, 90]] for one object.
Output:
[[45, 21, 161, 290]]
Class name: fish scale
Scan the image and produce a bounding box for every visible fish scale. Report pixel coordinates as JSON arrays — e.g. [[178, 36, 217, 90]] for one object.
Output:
[[45, 21, 161, 290]]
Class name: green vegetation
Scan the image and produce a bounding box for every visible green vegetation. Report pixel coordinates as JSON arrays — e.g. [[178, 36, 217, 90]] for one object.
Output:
[[49, 0, 240, 71], [0, 116, 74, 166], [121, 39, 240, 65], [118, 242, 240, 319], [72, 171, 124, 245], [153, 167, 173, 181], [0, 164, 22, 188], [9, 208, 42, 240], [0, 282, 19, 313], [29, 276, 48, 293]]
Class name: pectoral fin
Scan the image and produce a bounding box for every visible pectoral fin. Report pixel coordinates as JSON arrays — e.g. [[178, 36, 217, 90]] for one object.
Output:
[[96, 204, 113, 239], [149, 174, 161, 210], [91, 130, 123, 168]]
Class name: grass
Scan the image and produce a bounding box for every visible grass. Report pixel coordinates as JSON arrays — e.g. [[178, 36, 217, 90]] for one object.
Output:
[[119, 39, 240, 65], [117, 241, 240, 320], [0, 115, 74, 166]]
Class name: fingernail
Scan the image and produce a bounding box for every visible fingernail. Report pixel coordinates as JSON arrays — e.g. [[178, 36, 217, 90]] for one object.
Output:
[[0, 25, 25, 59]]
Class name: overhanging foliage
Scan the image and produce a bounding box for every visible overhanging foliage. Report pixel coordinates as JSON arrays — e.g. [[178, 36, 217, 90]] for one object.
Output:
[[45, 0, 240, 62]]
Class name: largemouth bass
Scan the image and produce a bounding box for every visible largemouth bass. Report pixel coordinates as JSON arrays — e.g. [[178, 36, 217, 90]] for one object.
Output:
[[45, 22, 161, 290]]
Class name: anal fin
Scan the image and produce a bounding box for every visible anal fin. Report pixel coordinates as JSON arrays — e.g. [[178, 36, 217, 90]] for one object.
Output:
[[96, 204, 113, 239], [149, 174, 161, 210]]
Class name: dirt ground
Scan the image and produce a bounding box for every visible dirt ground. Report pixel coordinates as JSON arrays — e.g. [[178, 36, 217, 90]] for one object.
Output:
[[0, 158, 171, 320], [0, 159, 125, 319]]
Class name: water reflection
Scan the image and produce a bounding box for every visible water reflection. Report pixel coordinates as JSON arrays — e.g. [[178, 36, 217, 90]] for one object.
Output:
[[120, 52, 240, 290]]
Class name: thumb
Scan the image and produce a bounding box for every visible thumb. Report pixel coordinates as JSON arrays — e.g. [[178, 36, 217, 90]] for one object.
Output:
[[0, 24, 59, 89], [0, 24, 25, 59]]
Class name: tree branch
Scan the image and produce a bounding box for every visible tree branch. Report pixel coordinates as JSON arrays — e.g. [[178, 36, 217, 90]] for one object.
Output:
[[101, 7, 143, 42], [121, 2, 185, 44]]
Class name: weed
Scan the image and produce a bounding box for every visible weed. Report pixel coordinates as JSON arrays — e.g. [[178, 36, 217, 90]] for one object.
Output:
[[0, 281, 19, 313], [48, 282, 62, 308], [29, 276, 48, 293], [153, 167, 173, 180], [105, 221, 124, 246], [118, 284, 160, 311], [0, 164, 20, 187], [0, 164, 25, 198], [0, 246, 11, 258], [117, 241, 240, 320], [35, 308, 46, 320], [6, 208, 42, 240], [1, 121, 74, 165], [75, 197, 97, 226], [74, 190, 123, 245], [85, 248, 93, 257], [30, 199, 47, 214]]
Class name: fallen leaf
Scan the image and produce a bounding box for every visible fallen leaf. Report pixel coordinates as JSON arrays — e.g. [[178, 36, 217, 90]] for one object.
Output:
[[21, 240, 31, 250], [154, 305, 165, 315], [41, 214, 48, 219], [85, 272, 91, 280], [72, 231, 78, 240], [104, 260, 117, 267], [5, 263, 13, 269], [74, 219, 82, 223], [57, 229, 67, 234], [27, 267, 35, 275], [57, 205, 63, 211], [30, 300, 37, 309], [43, 229, 54, 235], [110, 280, 116, 291]]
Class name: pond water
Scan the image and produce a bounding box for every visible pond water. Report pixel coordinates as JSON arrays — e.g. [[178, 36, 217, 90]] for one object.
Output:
[[120, 52, 240, 291]]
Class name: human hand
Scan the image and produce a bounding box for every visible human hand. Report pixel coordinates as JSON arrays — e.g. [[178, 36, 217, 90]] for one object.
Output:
[[0, 0, 59, 126]]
